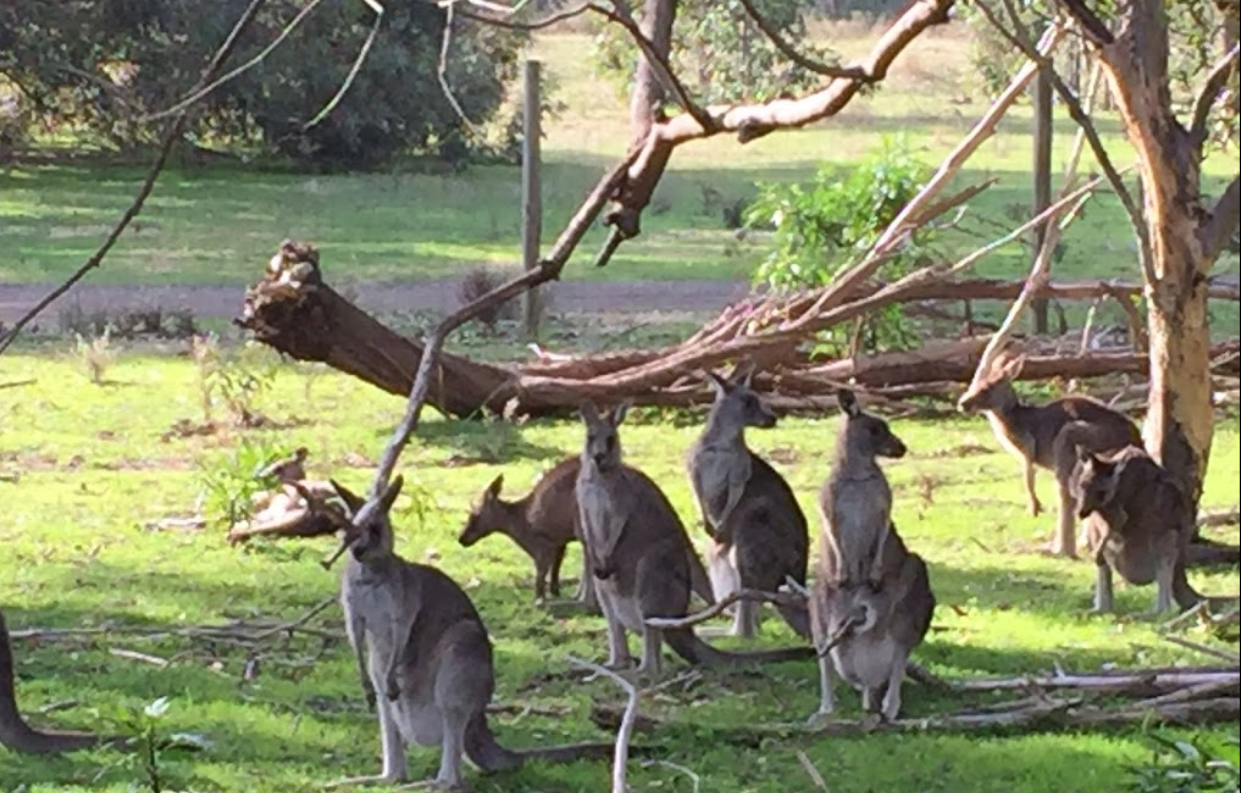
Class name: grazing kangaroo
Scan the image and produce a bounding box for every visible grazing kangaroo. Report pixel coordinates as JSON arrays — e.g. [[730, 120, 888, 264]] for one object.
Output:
[[1070, 447, 1201, 614], [686, 368, 810, 639], [1, 609, 121, 753], [958, 353, 1141, 558], [458, 457, 595, 607], [576, 401, 813, 677], [810, 390, 934, 721], [331, 477, 613, 789]]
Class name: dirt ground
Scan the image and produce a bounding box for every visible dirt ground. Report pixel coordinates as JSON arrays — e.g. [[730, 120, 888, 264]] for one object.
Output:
[[0, 279, 753, 326]]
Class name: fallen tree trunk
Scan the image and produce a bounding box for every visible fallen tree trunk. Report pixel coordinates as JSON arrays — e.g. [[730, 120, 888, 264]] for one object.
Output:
[[237, 249, 1241, 419]]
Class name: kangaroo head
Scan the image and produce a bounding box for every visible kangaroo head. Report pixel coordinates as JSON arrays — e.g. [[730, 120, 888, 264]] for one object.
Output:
[[832, 581, 882, 636], [331, 476, 404, 562], [837, 389, 907, 460], [458, 473, 507, 547], [580, 400, 631, 472], [1070, 448, 1120, 519], [958, 354, 1024, 413], [705, 364, 777, 433]]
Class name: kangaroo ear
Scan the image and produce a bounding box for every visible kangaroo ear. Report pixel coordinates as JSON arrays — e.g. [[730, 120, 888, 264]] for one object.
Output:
[[610, 399, 632, 427], [1076, 444, 1093, 464], [732, 359, 756, 388], [705, 370, 730, 395], [330, 479, 365, 515], [1002, 354, 1027, 379], [486, 473, 504, 497], [838, 389, 860, 417], [579, 401, 601, 425], [379, 475, 404, 513]]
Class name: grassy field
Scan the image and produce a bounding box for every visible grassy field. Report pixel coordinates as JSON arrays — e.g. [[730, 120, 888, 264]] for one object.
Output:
[[2, 24, 1236, 294], [1, 351, 1239, 793]]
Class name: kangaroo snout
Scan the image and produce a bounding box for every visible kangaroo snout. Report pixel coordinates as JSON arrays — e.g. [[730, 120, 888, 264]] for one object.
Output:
[[885, 439, 908, 459]]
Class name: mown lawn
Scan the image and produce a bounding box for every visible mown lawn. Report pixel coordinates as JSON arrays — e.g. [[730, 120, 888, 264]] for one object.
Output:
[[2, 25, 1237, 299], [1, 352, 1238, 792]]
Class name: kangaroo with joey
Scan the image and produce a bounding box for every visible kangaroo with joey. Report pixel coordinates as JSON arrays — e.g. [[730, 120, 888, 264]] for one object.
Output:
[[958, 350, 1140, 558], [810, 389, 935, 722], [1, 608, 125, 754], [686, 365, 810, 639], [330, 476, 614, 789], [1070, 446, 1204, 615], [576, 401, 814, 679]]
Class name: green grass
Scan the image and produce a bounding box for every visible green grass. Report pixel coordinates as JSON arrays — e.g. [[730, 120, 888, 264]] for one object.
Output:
[[2, 25, 1236, 295], [2, 351, 1238, 792]]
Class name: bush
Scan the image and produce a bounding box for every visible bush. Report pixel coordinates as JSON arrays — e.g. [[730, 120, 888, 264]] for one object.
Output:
[[1129, 730, 1240, 793], [744, 135, 933, 354]]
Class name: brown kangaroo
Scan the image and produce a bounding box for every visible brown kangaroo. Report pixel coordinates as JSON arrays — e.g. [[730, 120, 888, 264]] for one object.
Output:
[[331, 477, 614, 789], [458, 457, 595, 607], [686, 367, 810, 639], [1070, 446, 1201, 614], [958, 353, 1141, 558], [810, 390, 935, 722], [576, 401, 813, 677], [1, 609, 122, 753]]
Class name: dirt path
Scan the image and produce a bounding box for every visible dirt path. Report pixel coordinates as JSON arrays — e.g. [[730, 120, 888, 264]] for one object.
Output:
[[0, 279, 754, 325]]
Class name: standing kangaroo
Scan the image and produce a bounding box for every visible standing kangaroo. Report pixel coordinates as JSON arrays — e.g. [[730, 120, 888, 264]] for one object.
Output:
[[1, 609, 121, 753], [1070, 446, 1201, 614], [331, 477, 613, 789], [686, 367, 810, 639], [810, 390, 935, 722], [458, 457, 596, 608], [958, 353, 1141, 558], [576, 401, 813, 678], [458, 456, 714, 611]]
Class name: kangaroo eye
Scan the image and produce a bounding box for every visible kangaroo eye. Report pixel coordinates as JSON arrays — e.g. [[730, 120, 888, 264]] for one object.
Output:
[[605, 435, 616, 451]]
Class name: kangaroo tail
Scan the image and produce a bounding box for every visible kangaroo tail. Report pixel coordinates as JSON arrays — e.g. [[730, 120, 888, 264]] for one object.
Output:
[[663, 628, 814, 666], [464, 713, 523, 773], [1, 610, 108, 754]]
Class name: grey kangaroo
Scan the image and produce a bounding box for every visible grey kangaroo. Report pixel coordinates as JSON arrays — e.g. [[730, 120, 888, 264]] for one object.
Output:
[[458, 457, 595, 608], [686, 367, 810, 639], [958, 352, 1141, 558], [1, 609, 122, 753], [1070, 446, 1201, 614], [576, 401, 814, 678], [810, 390, 935, 722], [332, 477, 613, 789], [459, 457, 714, 612]]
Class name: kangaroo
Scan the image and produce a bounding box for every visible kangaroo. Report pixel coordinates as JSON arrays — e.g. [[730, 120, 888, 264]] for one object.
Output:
[[1, 609, 122, 753], [810, 390, 934, 722], [575, 401, 813, 679], [458, 457, 593, 606], [958, 352, 1141, 558], [686, 367, 810, 639], [330, 476, 614, 789], [809, 528, 935, 721], [1070, 446, 1201, 614], [458, 457, 714, 611]]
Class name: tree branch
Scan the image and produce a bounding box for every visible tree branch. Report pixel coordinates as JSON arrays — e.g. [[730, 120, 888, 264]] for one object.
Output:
[[978, 0, 1152, 283], [1202, 175, 1241, 262], [1055, 0, 1115, 45], [737, 0, 873, 80], [568, 656, 639, 793], [0, 0, 270, 356], [1190, 43, 1241, 142]]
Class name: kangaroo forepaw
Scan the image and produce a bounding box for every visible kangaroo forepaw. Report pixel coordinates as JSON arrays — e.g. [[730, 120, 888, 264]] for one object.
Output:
[[385, 681, 401, 702], [1029, 500, 1043, 517]]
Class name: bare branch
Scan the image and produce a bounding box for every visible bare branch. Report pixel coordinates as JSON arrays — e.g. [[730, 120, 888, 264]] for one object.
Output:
[[1055, 0, 1115, 46], [305, 0, 385, 129], [1190, 43, 1240, 141], [437, 2, 484, 134], [0, 0, 271, 355], [456, 2, 592, 30], [143, 0, 329, 123], [976, 1, 1152, 282], [645, 588, 805, 630], [568, 656, 638, 793], [737, 0, 873, 80], [1202, 175, 1241, 262]]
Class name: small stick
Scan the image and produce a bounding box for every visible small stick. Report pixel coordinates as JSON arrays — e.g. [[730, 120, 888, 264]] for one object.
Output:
[[109, 648, 171, 667], [796, 749, 830, 791], [645, 588, 802, 629], [1163, 634, 1241, 664], [568, 656, 638, 793]]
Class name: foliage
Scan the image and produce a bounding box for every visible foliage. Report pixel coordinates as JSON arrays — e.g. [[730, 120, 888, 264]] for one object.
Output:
[[591, 0, 840, 104], [191, 334, 278, 427], [1129, 730, 1240, 793], [744, 135, 933, 352], [0, 0, 525, 168], [196, 435, 281, 529]]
